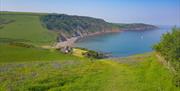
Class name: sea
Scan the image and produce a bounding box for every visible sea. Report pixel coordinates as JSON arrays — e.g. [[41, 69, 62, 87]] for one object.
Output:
[[75, 26, 173, 57]]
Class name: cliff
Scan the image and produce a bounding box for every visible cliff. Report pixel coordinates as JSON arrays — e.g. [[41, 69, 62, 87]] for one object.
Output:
[[40, 14, 158, 42]]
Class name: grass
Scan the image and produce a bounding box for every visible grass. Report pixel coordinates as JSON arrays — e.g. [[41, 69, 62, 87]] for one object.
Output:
[[0, 52, 179, 91], [104, 53, 178, 91], [0, 43, 83, 63], [0, 12, 57, 45]]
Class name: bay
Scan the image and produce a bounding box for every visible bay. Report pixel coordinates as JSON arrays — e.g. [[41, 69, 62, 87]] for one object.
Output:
[[75, 26, 172, 57]]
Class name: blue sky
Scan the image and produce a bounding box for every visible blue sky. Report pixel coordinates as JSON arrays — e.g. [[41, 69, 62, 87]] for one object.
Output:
[[1, 0, 180, 26]]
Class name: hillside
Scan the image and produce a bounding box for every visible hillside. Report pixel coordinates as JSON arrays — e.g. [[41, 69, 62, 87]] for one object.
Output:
[[40, 14, 113, 41], [0, 43, 83, 63], [117, 23, 158, 31], [40, 14, 157, 42], [0, 52, 178, 91], [0, 12, 57, 45]]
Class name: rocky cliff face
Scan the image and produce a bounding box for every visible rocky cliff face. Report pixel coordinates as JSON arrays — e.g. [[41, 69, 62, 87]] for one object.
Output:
[[40, 14, 157, 42]]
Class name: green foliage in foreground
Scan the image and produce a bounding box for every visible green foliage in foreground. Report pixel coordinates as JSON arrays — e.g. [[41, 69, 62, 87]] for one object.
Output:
[[0, 12, 57, 45], [154, 28, 180, 87], [0, 53, 179, 91]]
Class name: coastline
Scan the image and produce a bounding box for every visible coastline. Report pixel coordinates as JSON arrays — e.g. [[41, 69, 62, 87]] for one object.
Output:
[[55, 30, 121, 48], [54, 26, 159, 48]]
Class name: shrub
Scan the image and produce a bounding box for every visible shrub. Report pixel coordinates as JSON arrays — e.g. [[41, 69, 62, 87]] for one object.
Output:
[[153, 27, 180, 87], [82, 50, 106, 59]]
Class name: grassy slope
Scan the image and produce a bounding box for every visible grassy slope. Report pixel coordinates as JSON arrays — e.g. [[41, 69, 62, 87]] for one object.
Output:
[[0, 44, 83, 63], [0, 53, 179, 91], [0, 12, 57, 45]]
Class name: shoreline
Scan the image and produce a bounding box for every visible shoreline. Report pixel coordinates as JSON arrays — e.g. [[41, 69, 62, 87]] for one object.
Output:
[[54, 26, 159, 48], [55, 30, 121, 48]]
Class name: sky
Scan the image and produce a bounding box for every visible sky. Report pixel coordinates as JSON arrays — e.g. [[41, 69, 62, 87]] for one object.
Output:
[[1, 0, 180, 26]]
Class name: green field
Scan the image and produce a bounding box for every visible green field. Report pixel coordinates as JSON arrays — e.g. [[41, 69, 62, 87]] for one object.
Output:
[[0, 44, 84, 63], [0, 52, 179, 91], [0, 12, 57, 45]]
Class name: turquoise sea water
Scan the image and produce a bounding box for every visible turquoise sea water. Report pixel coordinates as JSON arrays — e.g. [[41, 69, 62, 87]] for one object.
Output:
[[75, 26, 172, 57]]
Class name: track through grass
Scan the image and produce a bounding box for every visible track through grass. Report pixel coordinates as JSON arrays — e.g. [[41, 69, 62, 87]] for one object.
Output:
[[0, 53, 179, 91]]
